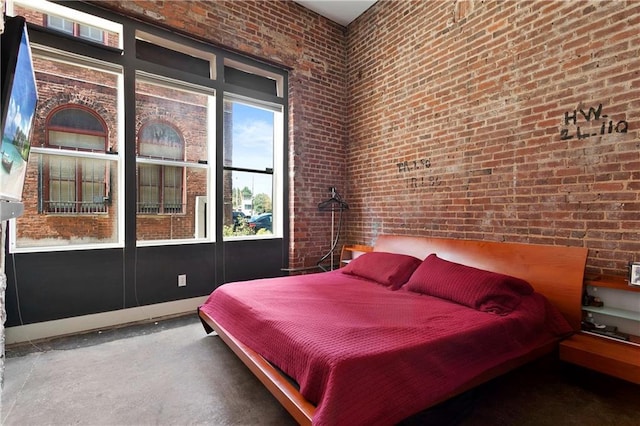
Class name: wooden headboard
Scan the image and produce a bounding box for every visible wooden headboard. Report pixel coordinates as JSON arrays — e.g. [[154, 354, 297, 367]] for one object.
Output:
[[374, 235, 588, 330]]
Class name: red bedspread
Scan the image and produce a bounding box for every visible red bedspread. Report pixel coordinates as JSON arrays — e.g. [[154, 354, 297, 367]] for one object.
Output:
[[199, 270, 572, 426]]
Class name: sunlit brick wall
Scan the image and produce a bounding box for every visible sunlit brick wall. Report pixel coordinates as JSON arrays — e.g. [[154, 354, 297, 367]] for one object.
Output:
[[346, 0, 640, 276]]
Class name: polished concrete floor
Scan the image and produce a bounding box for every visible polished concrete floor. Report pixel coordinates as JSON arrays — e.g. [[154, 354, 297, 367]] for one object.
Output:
[[2, 314, 295, 425], [3, 314, 640, 425]]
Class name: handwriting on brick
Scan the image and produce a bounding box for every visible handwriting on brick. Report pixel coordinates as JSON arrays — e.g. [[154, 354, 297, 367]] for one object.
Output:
[[560, 103, 628, 140], [396, 158, 441, 190], [397, 158, 431, 172]]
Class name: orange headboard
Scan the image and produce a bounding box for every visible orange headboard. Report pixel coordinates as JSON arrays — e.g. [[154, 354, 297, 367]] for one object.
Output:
[[374, 235, 588, 330]]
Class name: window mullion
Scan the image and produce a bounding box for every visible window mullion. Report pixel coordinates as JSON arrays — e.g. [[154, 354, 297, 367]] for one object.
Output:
[[76, 158, 82, 212]]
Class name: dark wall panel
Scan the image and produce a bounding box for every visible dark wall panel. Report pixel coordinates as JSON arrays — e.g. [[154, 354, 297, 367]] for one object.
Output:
[[4, 239, 285, 327], [5, 249, 124, 326], [224, 238, 285, 283], [133, 243, 216, 305]]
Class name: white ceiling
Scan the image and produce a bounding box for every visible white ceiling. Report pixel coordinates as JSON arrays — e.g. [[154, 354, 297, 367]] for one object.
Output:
[[295, 0, 377, 26]]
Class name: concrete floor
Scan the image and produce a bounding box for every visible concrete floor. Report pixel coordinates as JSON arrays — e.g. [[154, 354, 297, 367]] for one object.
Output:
[[2, 314, 295, 425], [3, 314, 640, 425]]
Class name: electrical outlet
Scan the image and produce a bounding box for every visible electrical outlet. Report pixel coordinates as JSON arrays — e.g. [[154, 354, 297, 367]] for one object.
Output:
[[178, 274, 187, 287]]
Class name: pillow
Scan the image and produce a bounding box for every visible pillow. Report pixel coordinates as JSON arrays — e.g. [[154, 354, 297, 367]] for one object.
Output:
[[404, 254, 534, 314], [341, 251, 422, 290]]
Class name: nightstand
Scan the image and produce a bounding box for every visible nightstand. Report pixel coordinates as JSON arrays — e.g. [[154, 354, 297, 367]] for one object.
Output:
[[559, 274, 640, 384], [339, 244, 373, 267]]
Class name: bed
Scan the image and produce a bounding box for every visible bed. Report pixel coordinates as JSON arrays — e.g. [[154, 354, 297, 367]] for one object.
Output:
[[198, 235, 588, 425]]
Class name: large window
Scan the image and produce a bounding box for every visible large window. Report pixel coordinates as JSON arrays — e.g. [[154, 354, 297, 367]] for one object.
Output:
[[12, 46, 122, 251], [223, 97, 282, 238], [9, 0, 286, 252], [135, 74, 212, 243]]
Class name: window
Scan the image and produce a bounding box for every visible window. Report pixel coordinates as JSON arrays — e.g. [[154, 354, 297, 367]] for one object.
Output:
[[223, 96, 283, 238], [44, 106, 110, 214], [46, 15, 105, 44], [137, 122, 185, 214], [12, 0, 122, 48], [135, 73, 212, 243], [12, 46, 122, 251], [10, 0, 286, 252]]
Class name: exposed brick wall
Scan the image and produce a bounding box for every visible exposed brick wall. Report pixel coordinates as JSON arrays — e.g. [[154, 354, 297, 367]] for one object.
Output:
[[86, 1, 639, 276], [95, 0, 349, 269], [346, 0, 640, 276]]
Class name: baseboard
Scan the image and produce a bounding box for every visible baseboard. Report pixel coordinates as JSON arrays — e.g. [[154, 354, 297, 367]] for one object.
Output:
[[5, 296, 208, 345]]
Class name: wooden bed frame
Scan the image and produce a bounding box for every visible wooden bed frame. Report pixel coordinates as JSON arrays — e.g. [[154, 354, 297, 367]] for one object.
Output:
[[199, 235, 588, 425]]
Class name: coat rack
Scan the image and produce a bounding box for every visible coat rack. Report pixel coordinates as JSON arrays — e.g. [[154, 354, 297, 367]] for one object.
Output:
[[317, 187, 349, 271]]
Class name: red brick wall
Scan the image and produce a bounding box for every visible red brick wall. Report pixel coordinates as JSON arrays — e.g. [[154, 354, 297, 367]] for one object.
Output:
[[93, 1, 639, 276], [95, 0, 348, 269], [346, 0, 640, 276]]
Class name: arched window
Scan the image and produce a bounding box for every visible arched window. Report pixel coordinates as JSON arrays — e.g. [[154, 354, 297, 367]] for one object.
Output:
[[136, 121, 185, 214], [44, 105, 109, 214]]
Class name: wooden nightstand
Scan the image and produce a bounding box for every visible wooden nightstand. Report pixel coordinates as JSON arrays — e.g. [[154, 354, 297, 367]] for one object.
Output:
[[339, 244, 373, 267], [559, 274, 640, 384]]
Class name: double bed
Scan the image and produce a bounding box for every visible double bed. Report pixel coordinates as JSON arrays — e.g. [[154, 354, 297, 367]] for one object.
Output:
[[198, 235, 588, 425]]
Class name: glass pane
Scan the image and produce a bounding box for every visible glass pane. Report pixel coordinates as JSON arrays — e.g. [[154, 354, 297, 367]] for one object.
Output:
[[46, 15, 73, 34], [30, 55, 119, 152], [135, 74, 211, 242], [15, 153, 119, 249], [49, 107, 105, 132], [49, 131, 106, 151], [80, 158, 107, 205], [139, 123, 183, 160], [163, 166, 183, 210], [48, 156, 76, 205], [137, 164, 160, 213], [223, 170, 273, 238], [14, 48, 121, 250], [136, 78, 209, 164], [78, 24, 104, 43], [50, 180, 71, 201], [45, 156, 109, 214], [136, 166, 207, 242], [223, 99, 274, 171]]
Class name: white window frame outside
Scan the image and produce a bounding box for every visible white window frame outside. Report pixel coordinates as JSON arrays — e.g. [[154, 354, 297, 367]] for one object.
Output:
[[11, 0, 123, 49]]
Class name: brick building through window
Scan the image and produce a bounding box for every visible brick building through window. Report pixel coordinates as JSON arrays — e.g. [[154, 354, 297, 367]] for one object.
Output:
[[43, 105, 109, 214]]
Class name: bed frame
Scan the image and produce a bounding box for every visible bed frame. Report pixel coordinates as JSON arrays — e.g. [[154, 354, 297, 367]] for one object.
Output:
[[199, 235, 588, 425]]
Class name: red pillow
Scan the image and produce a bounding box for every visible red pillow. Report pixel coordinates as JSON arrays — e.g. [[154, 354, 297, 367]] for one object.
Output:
[[404, 254, 534, 314], [341, 251, 422, 290]]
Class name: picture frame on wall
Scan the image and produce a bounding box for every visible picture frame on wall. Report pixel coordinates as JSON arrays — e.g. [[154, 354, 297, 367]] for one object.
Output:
[[629, 262, 640, 287]]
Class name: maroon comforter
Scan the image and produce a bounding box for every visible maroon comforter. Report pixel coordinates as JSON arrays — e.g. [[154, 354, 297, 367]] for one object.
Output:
[[199, 270, 572, 425]]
